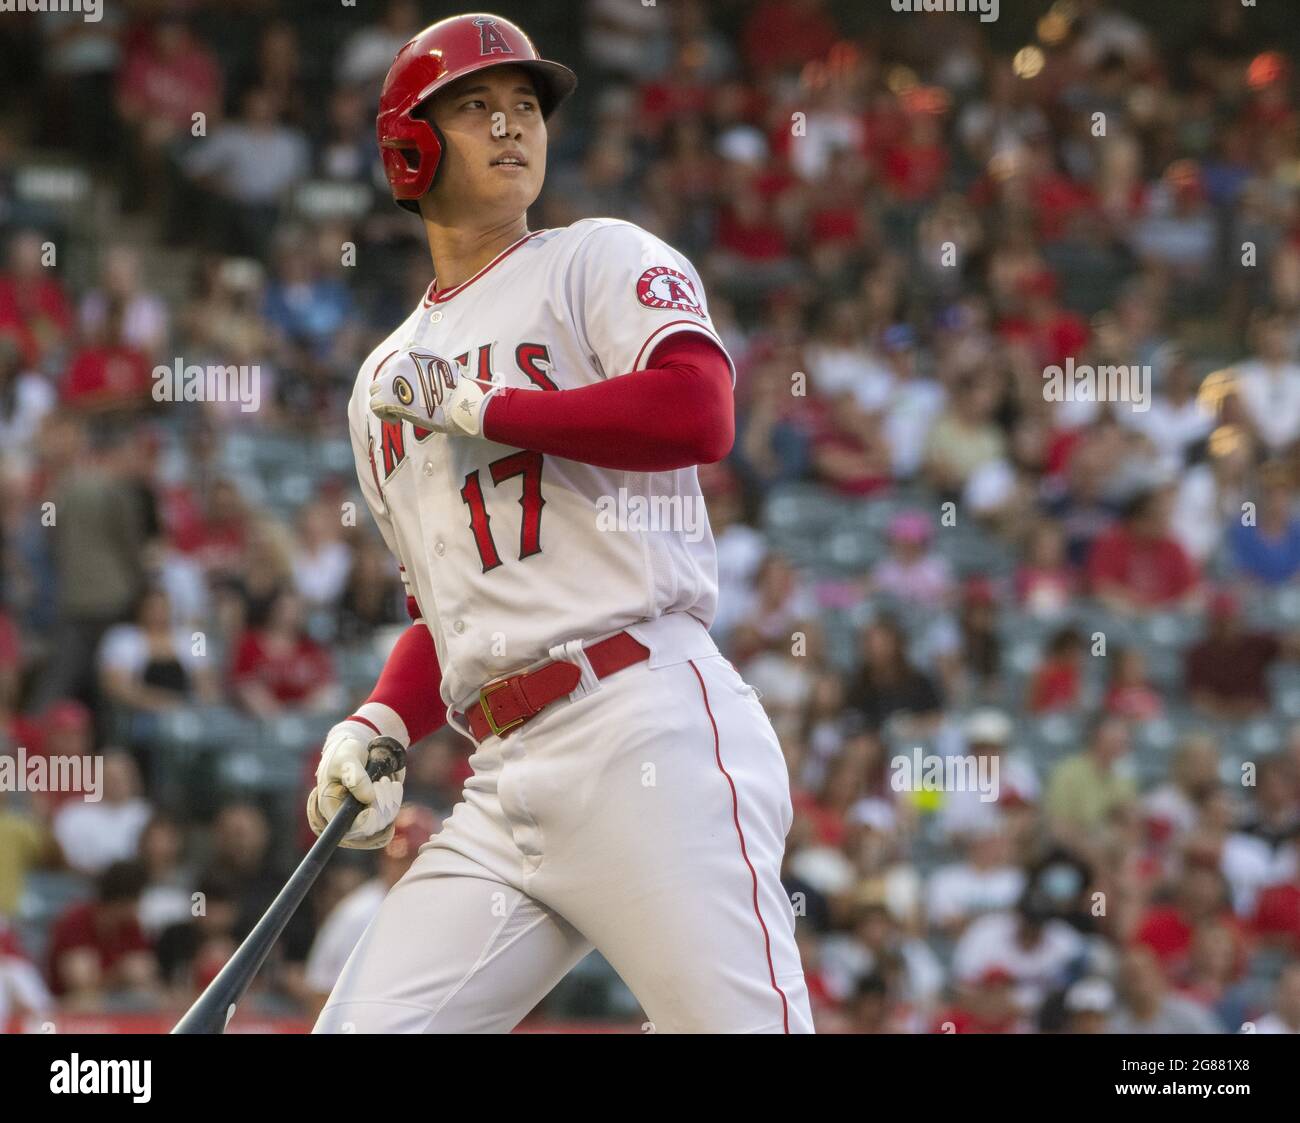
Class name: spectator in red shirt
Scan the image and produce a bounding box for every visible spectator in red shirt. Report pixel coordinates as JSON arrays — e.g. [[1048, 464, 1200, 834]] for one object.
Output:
[[0, 229, 74, 367], [882, 113, 949, 203], [116, 18, 223, 212], [1086, 487, 1199, 613], [1252, 857, 1300, 954], [997, 270, 1091, 371], [61, 300, 153, 414], [811, 392, 893, 498], [1027, 627, 1085, 713], [46, 860, 157, 1003], [931, 967, 1030, 1034], [1134, 862, 1244, 978], [1185, 591, 1291, 718], [230, 591, 338, 717]]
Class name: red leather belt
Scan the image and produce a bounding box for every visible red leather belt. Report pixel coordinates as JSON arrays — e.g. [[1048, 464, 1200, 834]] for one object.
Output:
[[455, 630, 649, 741]]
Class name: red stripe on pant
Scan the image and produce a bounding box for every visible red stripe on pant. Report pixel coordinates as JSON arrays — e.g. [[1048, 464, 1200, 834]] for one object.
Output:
[[688, 659, 791, 1033]]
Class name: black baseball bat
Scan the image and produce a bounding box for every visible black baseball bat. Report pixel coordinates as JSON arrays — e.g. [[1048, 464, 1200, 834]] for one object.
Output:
[[171, 736, 407, 1034]]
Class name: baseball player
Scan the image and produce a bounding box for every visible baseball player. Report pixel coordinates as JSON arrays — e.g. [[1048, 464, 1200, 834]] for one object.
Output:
[[308, 12, 813, 1034]]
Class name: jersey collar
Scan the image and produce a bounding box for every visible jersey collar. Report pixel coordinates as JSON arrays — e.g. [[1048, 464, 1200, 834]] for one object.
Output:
[[423, 229, 547, 307]]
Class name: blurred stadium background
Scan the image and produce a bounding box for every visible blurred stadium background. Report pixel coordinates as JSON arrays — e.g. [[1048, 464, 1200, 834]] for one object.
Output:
[[2, 0, 1300, 1034]]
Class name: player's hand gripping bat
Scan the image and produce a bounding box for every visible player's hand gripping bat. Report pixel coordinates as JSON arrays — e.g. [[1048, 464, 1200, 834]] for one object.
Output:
[[171, 736, 407, 1034]]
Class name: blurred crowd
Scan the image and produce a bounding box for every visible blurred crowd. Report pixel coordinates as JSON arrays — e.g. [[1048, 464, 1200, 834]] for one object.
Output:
[[2, 0, 1300, 1033]]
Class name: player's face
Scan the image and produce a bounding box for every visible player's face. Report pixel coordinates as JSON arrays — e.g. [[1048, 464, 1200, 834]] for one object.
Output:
[[427, 66, 546, 221]]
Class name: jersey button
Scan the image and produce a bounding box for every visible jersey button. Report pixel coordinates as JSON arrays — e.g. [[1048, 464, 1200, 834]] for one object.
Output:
[[453, 620, 465, 635], [429, 310, 443, 324], [434, 541, 446, 557], [422, 462, 434, 477]]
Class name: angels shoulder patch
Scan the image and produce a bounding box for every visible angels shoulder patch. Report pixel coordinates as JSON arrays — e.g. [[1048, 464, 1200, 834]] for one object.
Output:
[[636, 266, 704, 318]]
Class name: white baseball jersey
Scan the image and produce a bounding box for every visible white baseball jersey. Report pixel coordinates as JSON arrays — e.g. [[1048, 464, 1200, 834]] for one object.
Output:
[[348, 218, 735, 713]]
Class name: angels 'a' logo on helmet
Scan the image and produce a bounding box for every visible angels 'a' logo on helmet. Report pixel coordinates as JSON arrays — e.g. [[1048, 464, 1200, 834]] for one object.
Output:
[[636, 266, 704, 318], [474, 17, 514, 57]]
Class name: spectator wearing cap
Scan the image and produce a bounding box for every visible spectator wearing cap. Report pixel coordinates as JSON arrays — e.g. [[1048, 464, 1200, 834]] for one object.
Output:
[[46, 859, 157, 1004], [1045, 716, 1138, 843], [936, 709, 1040, 844], [17, 699, 96, 809], [1064, 976, 1116, 1033], [305, 805, 440, 1015], [870, 511, 953, 609], [1228, 461, 1300, 586], [1253, 963, 1300, 1033], [1108, 945, 1222, 1033], [1185, 590, 1294, 718], [52, 750, 153, 876], [932, 966, 1031, 1034], [1130, 160, 1218, 288]]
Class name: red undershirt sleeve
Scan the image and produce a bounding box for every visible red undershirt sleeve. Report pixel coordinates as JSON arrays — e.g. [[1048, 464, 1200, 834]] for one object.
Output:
[[480, 334, 734, 471], [348, 620, 446, 746]]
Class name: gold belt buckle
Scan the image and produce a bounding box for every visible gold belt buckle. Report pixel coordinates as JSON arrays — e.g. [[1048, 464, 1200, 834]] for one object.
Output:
[[479, 679, 525, 737]]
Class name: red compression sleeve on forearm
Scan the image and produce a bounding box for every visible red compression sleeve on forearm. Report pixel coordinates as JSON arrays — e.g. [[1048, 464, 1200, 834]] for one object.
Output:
[[358, 622, 446, 744], [481, 333, 734, 471]]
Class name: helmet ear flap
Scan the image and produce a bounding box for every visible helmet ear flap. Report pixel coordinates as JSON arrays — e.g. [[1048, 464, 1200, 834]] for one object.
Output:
[[393, 115, 446, 215]]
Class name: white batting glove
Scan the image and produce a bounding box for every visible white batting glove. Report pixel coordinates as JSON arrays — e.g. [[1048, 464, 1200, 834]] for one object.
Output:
[[368, 350, 501, 438], [306, 720, 407, 850]]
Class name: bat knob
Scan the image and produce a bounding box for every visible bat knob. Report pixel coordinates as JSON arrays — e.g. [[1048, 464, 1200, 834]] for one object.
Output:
[[365, 736, 407, 781]]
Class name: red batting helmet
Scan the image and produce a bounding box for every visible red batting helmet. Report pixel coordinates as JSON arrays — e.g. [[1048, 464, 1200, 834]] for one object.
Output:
[[376, 12, 577, 213]]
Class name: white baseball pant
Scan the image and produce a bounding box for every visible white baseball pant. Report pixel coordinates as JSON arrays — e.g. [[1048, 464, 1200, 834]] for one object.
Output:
[[314, 613, 813, 1033]]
